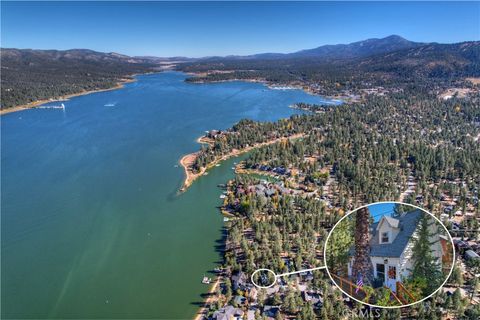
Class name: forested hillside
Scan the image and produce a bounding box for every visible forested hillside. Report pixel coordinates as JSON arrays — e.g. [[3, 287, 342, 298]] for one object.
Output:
[[3, 36, 478, 110], [0, 48, 158, 109], [178, 39, 480, 96], [182, 36, 480, 320]]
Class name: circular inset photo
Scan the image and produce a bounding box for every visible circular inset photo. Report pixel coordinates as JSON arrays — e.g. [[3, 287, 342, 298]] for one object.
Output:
[[251, 268, 277, 288], [324, 202, 454, 308]]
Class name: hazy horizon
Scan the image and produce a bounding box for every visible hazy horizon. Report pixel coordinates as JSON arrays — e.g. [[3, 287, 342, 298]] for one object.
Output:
[[3, 33, 479, 59]]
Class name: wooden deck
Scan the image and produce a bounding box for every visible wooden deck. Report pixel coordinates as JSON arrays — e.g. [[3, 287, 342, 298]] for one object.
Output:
[[331, 274, 368, 302], [396, 282, 416, 305], [331, 274, 415, 306]]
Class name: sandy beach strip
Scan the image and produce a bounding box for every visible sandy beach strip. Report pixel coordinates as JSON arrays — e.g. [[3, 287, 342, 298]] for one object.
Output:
[[0, 78, 136, 116], [193, 276, 222, 320], [179, 133, 304, 192]]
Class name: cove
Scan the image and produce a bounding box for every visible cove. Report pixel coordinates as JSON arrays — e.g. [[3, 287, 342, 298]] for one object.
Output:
[[1, 72, 336, 319]]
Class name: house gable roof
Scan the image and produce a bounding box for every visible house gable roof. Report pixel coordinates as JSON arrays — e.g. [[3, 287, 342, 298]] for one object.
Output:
[[350, 209, 423, 258], [370, 209, 422, 257], [378, 216, 400, 229]]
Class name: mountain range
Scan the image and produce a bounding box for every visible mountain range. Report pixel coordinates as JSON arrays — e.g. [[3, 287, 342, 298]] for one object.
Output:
[[1, 35, 479, 109], [219, 35, 424, 60]]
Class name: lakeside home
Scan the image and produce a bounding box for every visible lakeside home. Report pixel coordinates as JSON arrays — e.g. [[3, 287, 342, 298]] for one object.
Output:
[[327, 204, 455, 307], [347, 210, 447, 292]]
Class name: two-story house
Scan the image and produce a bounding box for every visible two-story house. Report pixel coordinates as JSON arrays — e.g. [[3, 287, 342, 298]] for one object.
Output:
[[347, 209, 444, 292]]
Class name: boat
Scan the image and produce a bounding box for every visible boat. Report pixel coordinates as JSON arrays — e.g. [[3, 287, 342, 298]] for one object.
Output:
[[37, 103, 65, 110], [202, 276, 211, 284], [104, 103, 115, 107], [220, 194, 226, 199], [223, 217, 229, 222]]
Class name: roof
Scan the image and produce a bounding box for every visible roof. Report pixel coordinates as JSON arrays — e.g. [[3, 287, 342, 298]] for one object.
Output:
[[381, 216, 400, 228], [234, 295, 246, 305], [351, 209, 423, 258], [466, 250, 480, 259], [213, 306, 244, 320]]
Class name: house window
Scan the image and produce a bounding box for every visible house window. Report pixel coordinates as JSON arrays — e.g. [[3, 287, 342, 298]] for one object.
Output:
[[388, 266, 397, 280], [376, 264, 385, 279], [381, 232, 389, 243]]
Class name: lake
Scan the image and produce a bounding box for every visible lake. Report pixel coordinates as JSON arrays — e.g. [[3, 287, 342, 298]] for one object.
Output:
[[1, 72, 336, 319]]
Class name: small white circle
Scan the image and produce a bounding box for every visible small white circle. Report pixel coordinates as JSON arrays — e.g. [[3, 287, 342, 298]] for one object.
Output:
[[251, 268, 277, 288]]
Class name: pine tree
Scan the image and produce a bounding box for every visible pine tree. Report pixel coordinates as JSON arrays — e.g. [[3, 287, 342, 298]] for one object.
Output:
[[298, 303, 316, 320], [326, 216, 354, 275], [470, 277, 479, 302], [450, 265, 464, 287], [352, 207, 374, 284], [409, 215, 442, 295], [392, 203, 409, 218]]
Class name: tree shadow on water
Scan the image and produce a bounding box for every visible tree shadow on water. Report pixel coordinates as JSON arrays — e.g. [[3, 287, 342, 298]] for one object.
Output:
[[189, 227, 226, 309]]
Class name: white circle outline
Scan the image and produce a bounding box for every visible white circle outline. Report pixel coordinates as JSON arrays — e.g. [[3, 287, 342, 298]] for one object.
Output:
[[323, 201, 456, 309], [251, 268, 278, 289]]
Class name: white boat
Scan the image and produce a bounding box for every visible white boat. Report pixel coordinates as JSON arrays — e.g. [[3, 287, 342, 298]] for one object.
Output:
[[201, 276, 211, 284], [104, 103, 115, 107], [37, 103, 65, 110], [220, 194, 226, 199]]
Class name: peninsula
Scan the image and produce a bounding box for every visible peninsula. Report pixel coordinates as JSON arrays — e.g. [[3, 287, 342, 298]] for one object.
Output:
[[179, 132, 304, 192]]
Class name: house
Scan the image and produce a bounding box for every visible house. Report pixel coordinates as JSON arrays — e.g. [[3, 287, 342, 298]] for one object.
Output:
[[348, 210, 444, 292], [454, 239, 470, 254], [233, 295, 246, 306], [302, 291, 323, 306], [232, 272, 248, 291], [465, 249, 480, 261], [263, 306, 280, 318], [212, 305, 244, 320], [248, 287, 258, 300], [246, 309, 256, 320]]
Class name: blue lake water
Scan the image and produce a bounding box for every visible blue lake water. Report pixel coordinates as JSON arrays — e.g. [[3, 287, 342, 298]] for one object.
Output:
[[1, 71, 336, 319]]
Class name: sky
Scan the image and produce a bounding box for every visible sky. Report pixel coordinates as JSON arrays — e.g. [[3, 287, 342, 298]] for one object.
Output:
[[1, 1, 479, 57], [368, 203, 396, 222]]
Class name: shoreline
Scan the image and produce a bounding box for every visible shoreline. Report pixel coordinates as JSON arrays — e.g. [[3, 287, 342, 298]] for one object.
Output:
[[185, 71, 353, 102], [179, 133, 304, 192], [0, 77, 137, 116], [193, 276, 222, 320]]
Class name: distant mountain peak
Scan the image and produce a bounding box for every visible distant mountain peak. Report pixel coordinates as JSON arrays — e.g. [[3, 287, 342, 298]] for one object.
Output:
[[288, 35, 422, 59], [233, 35, 423, 61], [383, 34, 407, 40]]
